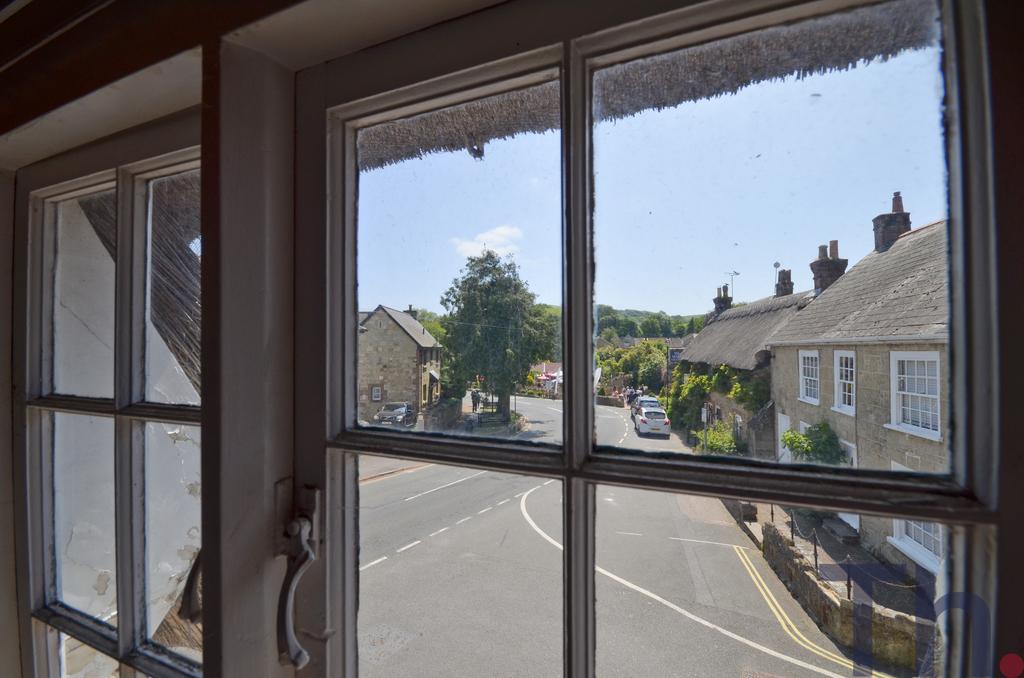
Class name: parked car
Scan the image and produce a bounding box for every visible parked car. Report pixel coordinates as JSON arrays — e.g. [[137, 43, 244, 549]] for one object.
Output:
[[373, 402, 415, 426], [634, 406, 671, 437], [631, 395, 660, 420]]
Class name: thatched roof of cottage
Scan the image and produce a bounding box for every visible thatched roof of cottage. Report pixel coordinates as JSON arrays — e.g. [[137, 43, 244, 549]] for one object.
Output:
[[357, 0, 938, 170], [682, 292, 812, 371], [79, 171, 201, 394]]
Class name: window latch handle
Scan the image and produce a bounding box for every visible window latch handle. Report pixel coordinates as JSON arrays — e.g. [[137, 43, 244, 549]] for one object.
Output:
[[277, 487, 320, 669]]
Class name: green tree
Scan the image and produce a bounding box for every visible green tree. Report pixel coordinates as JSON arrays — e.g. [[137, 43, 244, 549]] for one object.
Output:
[[617, 318, 640, 338], [415, 308, 447, 343], [441, 251, 556, 419], [685, 317, 697, 335]]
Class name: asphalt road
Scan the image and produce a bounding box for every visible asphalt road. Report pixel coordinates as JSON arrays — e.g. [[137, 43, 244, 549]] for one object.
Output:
[[510, 395, 693, 453], [357, 458, 883, 678]]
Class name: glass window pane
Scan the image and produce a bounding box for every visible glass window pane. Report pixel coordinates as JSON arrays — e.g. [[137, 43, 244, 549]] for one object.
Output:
[[145, 169, 201, 405], [53, 413, 116, 625], [357, 454, 562, 675], [145, 422, 202, 661], [597, 485, 948, 676], [353, 79, 562, 445], [52, 189, 116, 398], [592, 0, 950, 474], [59, 633, 119, 678]]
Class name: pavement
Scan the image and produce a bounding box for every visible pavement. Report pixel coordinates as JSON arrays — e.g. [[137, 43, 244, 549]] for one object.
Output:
[[356, 455, 892, 677]]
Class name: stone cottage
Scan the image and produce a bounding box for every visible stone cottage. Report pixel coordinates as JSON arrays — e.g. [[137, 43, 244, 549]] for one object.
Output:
[[358, 305, 442, 422], [768, 193, 948, 577], [681, 281, 811, 459]]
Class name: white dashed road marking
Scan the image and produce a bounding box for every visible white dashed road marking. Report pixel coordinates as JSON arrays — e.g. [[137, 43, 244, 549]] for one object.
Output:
[[429, 527, 449, 537], [456, 517, 472, 525], [497, 499, 510, 506], [396, 540, 421, 553], [543, 479, 554, 486], [478, 506, 493, 514], [404, 470, 486, 502], [360, 556, 387, 571], [616, 531, 643, 536]]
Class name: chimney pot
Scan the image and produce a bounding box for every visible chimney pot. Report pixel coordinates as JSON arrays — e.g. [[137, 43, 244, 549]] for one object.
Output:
[[873, 192, 912, 252], [809, 242, 848, 295], [405, 305, 418, 320], [713, 284, 732, 315]]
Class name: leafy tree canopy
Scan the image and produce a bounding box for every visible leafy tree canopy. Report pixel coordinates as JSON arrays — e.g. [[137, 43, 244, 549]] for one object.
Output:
[[441, 251, 556, 417]]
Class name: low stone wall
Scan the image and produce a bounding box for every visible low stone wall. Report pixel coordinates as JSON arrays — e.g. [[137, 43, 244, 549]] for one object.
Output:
[[596, 395, 623, 408], [424, 398, 462, 432], [761, 522, 934, 672]]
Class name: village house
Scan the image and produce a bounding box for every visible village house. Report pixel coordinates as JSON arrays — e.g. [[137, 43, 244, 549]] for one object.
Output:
[[358, 305, 442, 422], [768, 193, 948, 577], [680, 280, 811, 459]]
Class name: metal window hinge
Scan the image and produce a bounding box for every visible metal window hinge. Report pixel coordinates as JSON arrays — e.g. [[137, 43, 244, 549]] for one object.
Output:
[[276, 482, 321, 669]]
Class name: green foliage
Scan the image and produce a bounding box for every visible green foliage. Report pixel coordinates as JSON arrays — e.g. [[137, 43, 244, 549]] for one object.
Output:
[[441, 251, 557, 416], [711, 364, 732, 394], [595, 304, 701, 340], [781, 422, 846, 465], [727, 368, 771, 412], [665, 368, 710, 432], [415, 308, 446, 343], [596, 340, 668, 392], [692, 420, 738, 455]]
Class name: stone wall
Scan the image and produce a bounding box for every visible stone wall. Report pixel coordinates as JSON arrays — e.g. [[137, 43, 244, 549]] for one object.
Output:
[[762, 523, 935, 672], [358, 310, 424, 421], [771, 342, 948, 572]]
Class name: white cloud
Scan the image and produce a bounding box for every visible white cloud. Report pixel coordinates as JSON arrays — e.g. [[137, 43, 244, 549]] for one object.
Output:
[[451, 225, 523, 257]]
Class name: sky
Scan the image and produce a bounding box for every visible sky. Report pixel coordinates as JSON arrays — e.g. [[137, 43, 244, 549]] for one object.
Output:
[[357, 44, 948, 317]]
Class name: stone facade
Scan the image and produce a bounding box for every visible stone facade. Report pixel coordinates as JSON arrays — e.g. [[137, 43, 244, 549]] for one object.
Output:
[[772, 342, 948, 573], [358, 307, 441, 422]]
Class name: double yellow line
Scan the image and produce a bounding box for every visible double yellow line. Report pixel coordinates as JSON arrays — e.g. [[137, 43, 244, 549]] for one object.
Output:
[[732, 545, 895, 678]]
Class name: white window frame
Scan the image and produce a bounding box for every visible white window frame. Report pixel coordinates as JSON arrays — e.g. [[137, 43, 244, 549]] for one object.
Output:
[[890, 462, 943, 573], [371, 385, 382, 402], [887, 350, 942, 441], [798, 349, 820, 405], [832, 349, 856, 416], [12, 116, 202, 677]]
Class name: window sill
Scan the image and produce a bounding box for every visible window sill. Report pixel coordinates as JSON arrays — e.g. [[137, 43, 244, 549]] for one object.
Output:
[[887, 535, 941, 575], [798, 396, 819, 406], [883, 422, 942, 442], [830, 405, 854, 417]]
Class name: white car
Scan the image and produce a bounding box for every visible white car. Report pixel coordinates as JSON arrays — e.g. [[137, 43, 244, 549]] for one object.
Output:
[[631, 395, 660, 420], [634, 406, 671, 437]]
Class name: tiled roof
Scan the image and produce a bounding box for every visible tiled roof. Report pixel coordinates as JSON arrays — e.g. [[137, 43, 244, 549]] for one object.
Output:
[[360, 305, 440, 348], [682, 292, 812, 370], [769, 222, 948, 345]]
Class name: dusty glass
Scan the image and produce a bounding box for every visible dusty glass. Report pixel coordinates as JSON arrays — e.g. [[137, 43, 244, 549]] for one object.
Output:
[[145, 422, 202, 661], [145, 169, 201, 405], [591, 0, 951, 476], [52, 189, 117, 398], [353, 80, 563, 446], [358, 454, 562, 675], [53, 413, 117, 625], [60, 633, 119, 678]]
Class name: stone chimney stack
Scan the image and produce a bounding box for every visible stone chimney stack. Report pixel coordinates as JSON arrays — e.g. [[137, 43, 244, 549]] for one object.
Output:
[[775, 269, 794, 297], [713, 285, 733, 315], [405, 304, 418, 320], [873, 191, 912, 252], [809, 239, 848, 295]]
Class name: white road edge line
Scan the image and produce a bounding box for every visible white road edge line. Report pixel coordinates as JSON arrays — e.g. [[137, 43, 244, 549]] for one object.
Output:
[[359, 556, 387, 571], [670, 537, 751, 550], [518, 486, 844, 678], [396, 540, 421, 553], [478, 506, 493, 514], [429, 527, 449, 537], [616, 531, 643, 536], [496, 499, 510, 506], [404, 470, 486, 501], [456, 517, 472, 525]]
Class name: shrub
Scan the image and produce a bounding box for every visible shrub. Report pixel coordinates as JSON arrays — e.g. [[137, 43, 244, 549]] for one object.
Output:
[[711, 364, 732, 394], [781, 422, 845, 465], [666, 369, 710, 431], [692, 420, 738, 455]]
